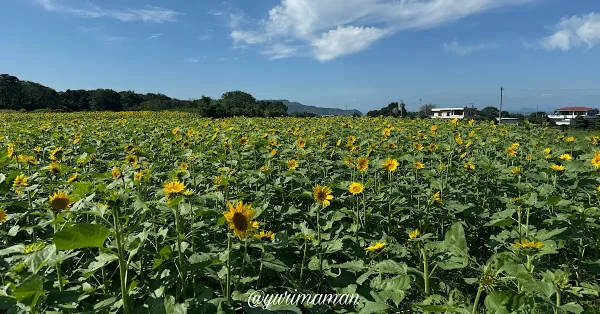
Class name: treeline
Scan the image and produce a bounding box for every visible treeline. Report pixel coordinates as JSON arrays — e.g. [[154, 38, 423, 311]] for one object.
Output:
[[0, 74, 287, 117]]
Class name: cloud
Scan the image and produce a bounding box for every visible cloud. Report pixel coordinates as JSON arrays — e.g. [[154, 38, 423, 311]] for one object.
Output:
[[444, 39, 497, 55], [187, 58, 200, 63], [146, 34, 162, 40], [261, 43, 300, 59], [77, 26, 124, 42], [311, 26, 390, 61], [228, 0, 535, 61], [539, 12, 600, 51], [197, 29, 213, 41], [32, 0, 182, 23]]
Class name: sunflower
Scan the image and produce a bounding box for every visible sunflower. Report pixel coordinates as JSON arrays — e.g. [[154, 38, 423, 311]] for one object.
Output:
[[356, 157, 369, 172], [67, 172, 78, 183], [591, 151, 600, 168], [543, 148, 551, 154], [134, 171, 143, 182], [49, 147, 63, 161], [433, 191, 443, 204], [224, 201, 259, 239], [49, 191, 72, 212], [111, 167, 121, 179], [365, 241, 386, 252], [259, 165, 269, 172], [240, 137, 249, 145], [414, 162, 425, 170], [287, 159, 299, 170], [513, 240, 543, 250], [13, 175, 28, 187], [559, 154, 572, 161], [269, 149, 277, 157], [126, 155, 138, 164], [297, 138, 306, 148], [564, 136, 575, 143], [409, 229, 420, 239], [313, 185, 334, 207], [254, 230, 275, 241], [125, 144, 135, 152], [0, 207, 7, 223], [464, 162, 475, 171], [49, 162, 61, 174], [24, 242, 45, 254], [511, 167, 523, 175], [381, 158, 399, 172], [7, 143, 15, 157], [164, 180, 186, 196], [348, 182, 364, 195], [551, 164, 565, 172]]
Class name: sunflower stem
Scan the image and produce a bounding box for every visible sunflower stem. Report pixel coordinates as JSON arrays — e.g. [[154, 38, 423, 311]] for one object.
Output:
[[226, 234, 232, 303], [112, 203, 131, 314], [472, 285, 484, 314], [174, 204, 186, 302]]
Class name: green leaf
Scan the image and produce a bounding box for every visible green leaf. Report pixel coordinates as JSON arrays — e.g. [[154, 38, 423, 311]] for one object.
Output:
[[559, 302, 584, 314], [12, 274, 43, 307], [53, 223, 110, 250]]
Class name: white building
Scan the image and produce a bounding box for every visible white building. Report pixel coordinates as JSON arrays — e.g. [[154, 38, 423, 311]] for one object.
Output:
[[548, 107, 598, 126], [431, 107, 478, 119]]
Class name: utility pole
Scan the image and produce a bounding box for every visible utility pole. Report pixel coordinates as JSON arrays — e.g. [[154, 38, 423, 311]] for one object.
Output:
[[498, 87, 504, 124]]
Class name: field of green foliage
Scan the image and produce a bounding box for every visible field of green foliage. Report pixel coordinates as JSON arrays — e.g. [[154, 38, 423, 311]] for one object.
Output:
[[0, 112, 599, 313]]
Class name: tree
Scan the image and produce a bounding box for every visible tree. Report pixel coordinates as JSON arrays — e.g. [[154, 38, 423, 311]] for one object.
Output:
[[119, 91, 142, 110], [0, 74, 23, 110], [479, 106, 500, 121], [419, 104, 436, 118], [90, 89, 122, 111], [400, 102, 407, 118]]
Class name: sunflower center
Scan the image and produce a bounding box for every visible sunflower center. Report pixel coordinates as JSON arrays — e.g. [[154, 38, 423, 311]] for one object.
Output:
[[232, 212, 248, 231], [52, 198, 69, 211], [317, 191, 327, 200]]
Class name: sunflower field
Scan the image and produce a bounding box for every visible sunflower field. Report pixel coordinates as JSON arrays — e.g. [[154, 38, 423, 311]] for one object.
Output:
[[1, 111, 599, 314]]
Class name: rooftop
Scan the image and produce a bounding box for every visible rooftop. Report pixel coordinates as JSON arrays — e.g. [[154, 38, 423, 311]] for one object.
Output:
[[431, 107, 477, 111], [556, 107, 594, 111]]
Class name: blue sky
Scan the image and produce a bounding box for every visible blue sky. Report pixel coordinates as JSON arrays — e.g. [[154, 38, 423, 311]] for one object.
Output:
[[1, 0, 599, 113]]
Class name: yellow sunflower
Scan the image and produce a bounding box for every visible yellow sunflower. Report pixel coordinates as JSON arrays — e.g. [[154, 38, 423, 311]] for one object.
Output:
[[559, 154, 572, 161], [365, 241, 386, 252], [7, 143, 15, 157], [126, 155, 138, 164], [111, 167, 121, 179], [254, 230, 275, 241], [464, 162, 475, 171], [414, 162, 425, 170], [297, 138, 306, 148], [591, 151, 600, 168], [13, 175, 28, 187], [313, 185, 334, 207], [551, 164, 565, 172], [433, 191, 443, 204], [49, 191, 72, 213], [513, 240, 543, 250], [356, 157, 369, 172], [240, 137, 249, 146], [49, 162, 60, 174], [381, 158, 399, 172], [287, 159, 299, 170], [259, 165, 270, 172], [409, 229, 420, 239], [67, 172, 78, 183], [49, 147, 63, 161], [348, 182, 364, 195], [224, 201, 259, 239], [164, 180, 186, 196], [0, 207, 7, 223]]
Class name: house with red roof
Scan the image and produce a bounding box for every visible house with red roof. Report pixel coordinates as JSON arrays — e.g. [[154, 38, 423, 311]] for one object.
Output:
[[548, 107, 599, 126]]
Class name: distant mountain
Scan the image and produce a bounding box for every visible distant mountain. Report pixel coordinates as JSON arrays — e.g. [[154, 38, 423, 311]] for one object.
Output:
[[275, 100, 362, 116], [510, 108, 545, 115]]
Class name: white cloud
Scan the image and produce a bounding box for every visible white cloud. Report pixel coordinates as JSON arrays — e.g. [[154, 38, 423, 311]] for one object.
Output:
[[311, 26, 390, 61], [146, 34, 162, 40], [261, 43, 300, 59], [229, 0, 534, 61], [187, 58, 200, 63], [444, 39, 497, 55], [540, 12, 600, 51], [32, 0, 182, 23], [77, 25, 124, 42]]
